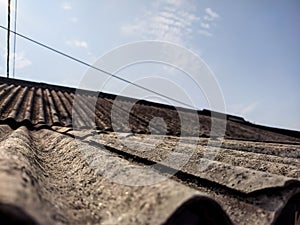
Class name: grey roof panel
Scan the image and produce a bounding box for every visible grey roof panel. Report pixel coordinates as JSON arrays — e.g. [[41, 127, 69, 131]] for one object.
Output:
[[0, 125, 235, 225], [81, 132, 300, 194], [0, 125, 299, 224], [1, 77, 300, 143], [0, 77, 300, 224]]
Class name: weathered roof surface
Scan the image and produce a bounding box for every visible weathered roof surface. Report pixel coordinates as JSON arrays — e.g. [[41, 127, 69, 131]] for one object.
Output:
[[0, 77, 300, 225], [1, 125, 299, 225], [0, 77, 299, 142]]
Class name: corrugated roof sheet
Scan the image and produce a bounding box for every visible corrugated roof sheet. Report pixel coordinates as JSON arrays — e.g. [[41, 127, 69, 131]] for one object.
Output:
[[0, 77, 299, 225], [0, 77, 299, 142]]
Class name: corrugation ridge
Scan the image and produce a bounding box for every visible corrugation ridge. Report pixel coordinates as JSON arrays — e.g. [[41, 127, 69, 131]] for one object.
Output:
[[36, 88, 45, 124], [0, 83, 13, 98], [7, 86, 29, 120], [222, 141, 300, 159], [84, 95, 110, 130], [0, 85, 22, 118], [106, 98, 155, 133], [131, 103, 187, 135], [213, 151, 300, 178], [89, 134, 298, 193], [30, 87, 44, 125], [0, 124, 13, 143], [103, 98, 128, 132], [155, 136, 300, 167], [95, 98, 112, 127], [54, 90, 72, 125], [127, 101, 160, 133], [72, 93, 95, 128], [64, 92, 85, 128], [218, 146, 300, 167], [96, 98, 112, 118], [106, 99, 134, 132], [56, 91, 73, 119], [41, 88, 52, 125], [94, 100, 110, 130], [76, 94, 98, 127], [0, 126, 57, 224], [23, 87, 35, 122], [44, 89, 60, 124], [49, 90, 71, 126], [13, 86, 30, 122], [113, 137, 300, 177], [0, 83, 9, 95]]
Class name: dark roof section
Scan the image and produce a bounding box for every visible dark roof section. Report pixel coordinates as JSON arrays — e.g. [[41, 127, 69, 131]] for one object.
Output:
[[0, 77, 299, 143]]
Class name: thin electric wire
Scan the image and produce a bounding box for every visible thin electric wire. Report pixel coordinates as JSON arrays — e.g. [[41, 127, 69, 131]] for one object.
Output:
[[12, 0, 17, 78], [6, 0, 11, 78], [0, 25, 199, 110]]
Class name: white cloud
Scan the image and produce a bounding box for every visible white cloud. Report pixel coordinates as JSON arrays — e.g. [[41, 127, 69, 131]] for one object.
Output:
[[165, 0, 185, 7], [200, 22, 210, 29], [121, 1, 202, 44], [10, 52, 32, 69], [205, 8, 219, 20], [62, 2, 72, 10], [198, 29, 212, 37], [241, 101, 258, 115], [66, 40, 88, 48]]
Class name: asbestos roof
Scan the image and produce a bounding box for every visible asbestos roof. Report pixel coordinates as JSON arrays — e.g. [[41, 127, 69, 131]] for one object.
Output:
[[0, 77, 299, 225]]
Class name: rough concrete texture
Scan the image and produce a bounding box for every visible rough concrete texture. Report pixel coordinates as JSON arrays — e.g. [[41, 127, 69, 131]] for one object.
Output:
[[0, 125, 299, 224], [0, 125, 235, 225], [0, 77, 300, 225]]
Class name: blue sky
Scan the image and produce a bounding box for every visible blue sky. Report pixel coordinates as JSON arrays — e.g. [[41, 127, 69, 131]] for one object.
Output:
[[0, 0, 299, 131]]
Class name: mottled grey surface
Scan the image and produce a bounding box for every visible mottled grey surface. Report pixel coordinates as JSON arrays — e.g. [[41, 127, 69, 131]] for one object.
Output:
[[0, 125, 299, 224], [0, 77, 300, 225], [1, 77, 299, 142]]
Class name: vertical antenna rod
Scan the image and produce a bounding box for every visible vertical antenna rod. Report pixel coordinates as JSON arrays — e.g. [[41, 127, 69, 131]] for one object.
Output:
[[12, 0, 18, 78], [7, 0, 11, 78]]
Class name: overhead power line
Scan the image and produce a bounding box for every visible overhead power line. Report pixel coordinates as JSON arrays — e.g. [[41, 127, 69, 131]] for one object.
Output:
[[7, 0, 11, 78], [12, 0, 18, 78], [0, 25, 199, 110]]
